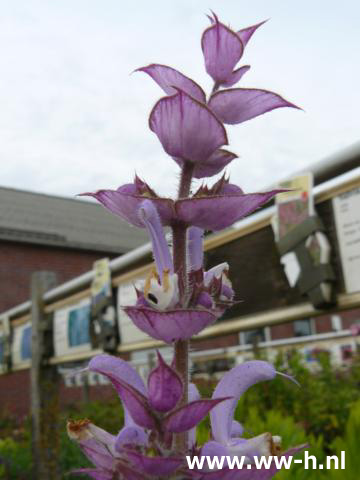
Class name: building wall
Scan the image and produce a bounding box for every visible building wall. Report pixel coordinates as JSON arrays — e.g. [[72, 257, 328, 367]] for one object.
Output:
[[0, 240, 116, 312], [271, 322, 295, 340], [0, 369, 115, 419], [314, 315, 333, 333]]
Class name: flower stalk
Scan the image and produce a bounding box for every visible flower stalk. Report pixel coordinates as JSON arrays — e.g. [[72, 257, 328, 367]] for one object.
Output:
[[173, 160, 194, 451]]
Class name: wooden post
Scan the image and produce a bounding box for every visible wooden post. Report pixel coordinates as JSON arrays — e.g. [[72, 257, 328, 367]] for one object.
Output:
[[30, 271, 60, 480]]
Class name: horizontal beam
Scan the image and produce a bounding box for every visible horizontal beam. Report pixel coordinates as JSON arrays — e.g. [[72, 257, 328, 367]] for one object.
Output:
[[2, 158, 360, 327]]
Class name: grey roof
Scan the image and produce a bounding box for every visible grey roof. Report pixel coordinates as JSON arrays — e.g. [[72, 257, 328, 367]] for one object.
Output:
[[0, 186, 148, 253]]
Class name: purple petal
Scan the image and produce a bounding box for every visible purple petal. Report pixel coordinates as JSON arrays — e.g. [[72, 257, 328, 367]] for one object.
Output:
[[231, 420, 244, 437], [221, 65, 251, 88], [220, 183, 243, 195], [196, 292, 213, 309], [188, 383, 201, 447], [88, 355, 156, 429], [124, 306, 219, 343], [71, 469, 113, 480], [149, 89, 227, 164], [210, 361, 276, 444], [164, 398, 230, 433], [204, 262, 229, 286], [188, 227, 204, 271], [176, 190, 282, 230], [138, 200, 173, 281], [201, 440, 228, 460], [226, 433, 275, 462], [237, 20, 268, 48], [76, 442, 114, 471], [125, 450, 183, 476], [201, 17, 244, 85], [147, 351, 183, 412], [137, 64, 206, 103], [107, 377, 156, 430], [115, 461, 150, 480], [88, 354, 146, 395], [194, 149, 238, 179], [115, 426, 148, 450], [209, 88, 300, 125], [80, 185, 174, 227], [173, 149, 237, 179], [67, 420, 116, 470]]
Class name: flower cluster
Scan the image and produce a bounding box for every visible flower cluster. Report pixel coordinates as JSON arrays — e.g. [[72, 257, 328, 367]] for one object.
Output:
[[68, 356, 303, 479], [71, 13, 304, 479]]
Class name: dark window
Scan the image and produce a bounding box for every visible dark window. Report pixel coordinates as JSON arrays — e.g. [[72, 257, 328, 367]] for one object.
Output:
[[244, 328, 266, 344], [294, 319, 312, 337], [341, 345, 353, 360]]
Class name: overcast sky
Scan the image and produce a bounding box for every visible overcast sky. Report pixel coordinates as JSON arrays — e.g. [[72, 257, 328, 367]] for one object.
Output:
[[0, 0, 359, 199]]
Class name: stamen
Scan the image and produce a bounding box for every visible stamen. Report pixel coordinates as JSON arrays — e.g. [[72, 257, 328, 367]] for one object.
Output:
[[67, 418, 91, 432], [67, 419, 91, 440], [144, 267, 158, 297], [270, 435, 282, 456], [163, 269, 170, 292]]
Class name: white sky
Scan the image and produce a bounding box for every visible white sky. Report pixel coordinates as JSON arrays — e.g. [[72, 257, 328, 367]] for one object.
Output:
[[0, 0, 359, 199]]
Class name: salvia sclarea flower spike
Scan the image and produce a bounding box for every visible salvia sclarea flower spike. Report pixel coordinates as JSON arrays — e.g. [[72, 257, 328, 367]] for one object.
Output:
[[72, 11, 304, 479], [68, 353, 228, 479], [68, 358, 305, 479]]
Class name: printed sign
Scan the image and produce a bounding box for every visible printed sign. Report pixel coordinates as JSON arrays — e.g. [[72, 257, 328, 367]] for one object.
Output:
[[333, 187, 360, 293], [11, 321, 32, 366], [117, 280, 150, 344], [53, 298, 91, 357], [275, 173, 314, 240], [91, 258, 112, 313]]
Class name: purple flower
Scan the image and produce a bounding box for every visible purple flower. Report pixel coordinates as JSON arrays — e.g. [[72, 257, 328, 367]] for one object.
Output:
[[123, 199, 222, 343], [82, 175, 282, 232], [202, 12, 246, 87], [137, 14, 299, 180], [83, 179, 281, 343], [67, 354, 230, 478], [209, 361, 277, 450], [149, 88, 233, 176], [111, 198, 232, 343], [88, 354, 228, 433], [194, 361, 306, 477], [124, 306, 220, 344], [67, 419, 146, 479]]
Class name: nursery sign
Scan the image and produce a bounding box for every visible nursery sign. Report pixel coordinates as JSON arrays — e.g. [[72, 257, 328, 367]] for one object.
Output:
[[117, 281, 150, 344], [53, 298, 91, 357], [333, 187, 360, 293], [11, 321, 32, 366]]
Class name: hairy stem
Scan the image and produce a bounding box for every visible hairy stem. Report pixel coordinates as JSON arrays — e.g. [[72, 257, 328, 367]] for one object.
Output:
[[178, 161, 194, 198], [172, 161, 194, 452]]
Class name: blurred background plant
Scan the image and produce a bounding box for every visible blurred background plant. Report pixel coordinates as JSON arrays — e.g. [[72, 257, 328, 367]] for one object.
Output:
[[1, 352, 359, 479]]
